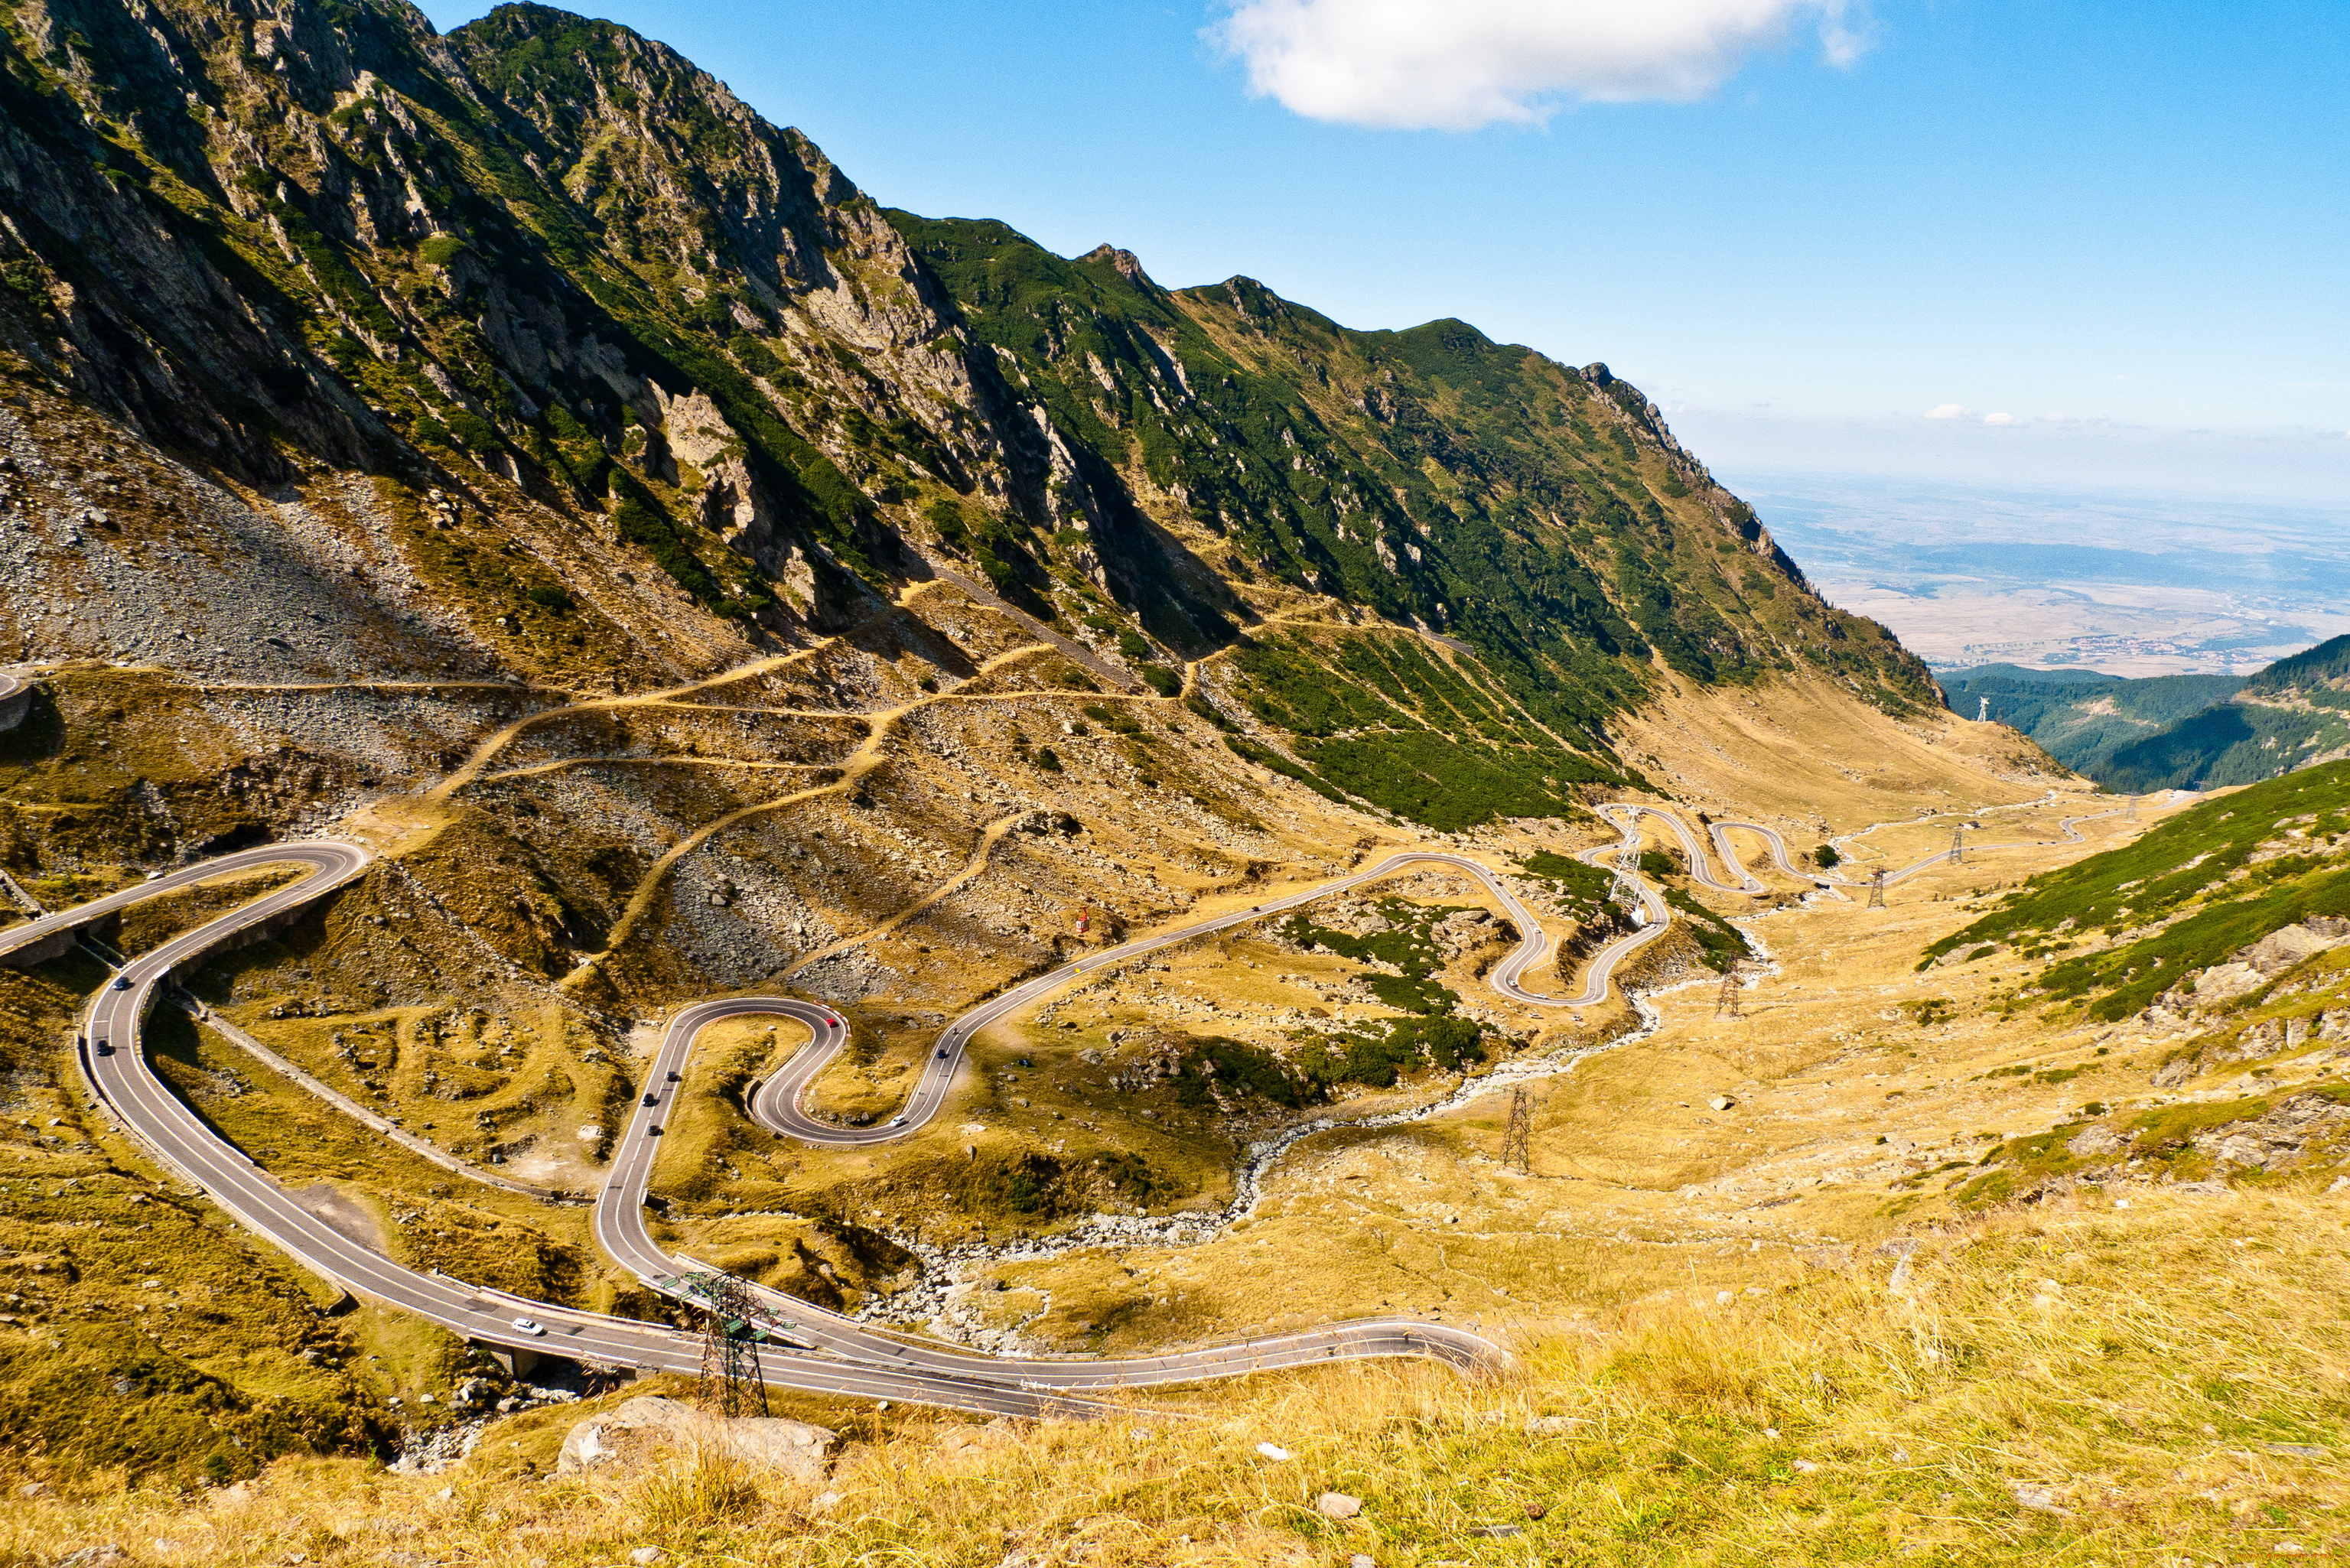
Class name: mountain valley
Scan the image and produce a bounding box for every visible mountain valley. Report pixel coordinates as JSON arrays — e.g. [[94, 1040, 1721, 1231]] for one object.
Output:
[[0, 1, 2346, 1563]]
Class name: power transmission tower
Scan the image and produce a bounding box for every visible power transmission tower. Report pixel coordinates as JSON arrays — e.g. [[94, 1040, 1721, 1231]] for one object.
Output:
[[2127, 794, 2139, 821], [1500, 1085, 1532, 1174], [1949, 824, 1964, 864], [1715, 958, 1743, 1018], [669, 1272, 770, 1419], [1867, 868, 1887, 909], [1610, 838, 1645, 921]]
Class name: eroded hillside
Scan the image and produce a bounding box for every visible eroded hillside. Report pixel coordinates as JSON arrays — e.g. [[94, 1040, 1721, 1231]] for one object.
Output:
[[2, 0, 2346, 1559]]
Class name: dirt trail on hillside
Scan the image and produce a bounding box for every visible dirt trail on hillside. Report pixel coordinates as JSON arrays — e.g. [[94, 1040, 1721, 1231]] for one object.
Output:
[[558, 641, 1062, 984], [780, 811, 1029, 980], [428, 640, 845, 800]]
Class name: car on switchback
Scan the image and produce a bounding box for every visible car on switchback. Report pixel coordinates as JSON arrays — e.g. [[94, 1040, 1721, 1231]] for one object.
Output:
[[510, 1317, 545, 1336], [111, 975, 132, 991]]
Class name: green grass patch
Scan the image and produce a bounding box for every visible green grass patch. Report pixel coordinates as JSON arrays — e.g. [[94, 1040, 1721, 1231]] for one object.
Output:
[[1922, 760, 2350, 1019]]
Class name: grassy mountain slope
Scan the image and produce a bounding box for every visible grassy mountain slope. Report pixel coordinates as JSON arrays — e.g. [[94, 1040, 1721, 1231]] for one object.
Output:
[[0, 0, 2198, 1522], [1943, 646, 2350, 791], [11, 1186, 2350, 1565], [1938, 665, 2243, 779], [894, 217, 1935, 730], [1923, 757, 2350, 1019]]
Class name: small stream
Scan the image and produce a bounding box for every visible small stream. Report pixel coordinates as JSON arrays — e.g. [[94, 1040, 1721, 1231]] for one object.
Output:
[[839, 797, 2059, 1351], [849, 945, 1766, 1347]]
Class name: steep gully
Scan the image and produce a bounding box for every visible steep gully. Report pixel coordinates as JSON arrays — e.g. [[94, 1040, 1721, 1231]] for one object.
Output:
[[0, 791, 2127, 1413]]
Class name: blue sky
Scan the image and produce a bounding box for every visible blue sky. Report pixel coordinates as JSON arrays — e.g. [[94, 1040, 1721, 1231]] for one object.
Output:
[[416, 0, 2348, 502]]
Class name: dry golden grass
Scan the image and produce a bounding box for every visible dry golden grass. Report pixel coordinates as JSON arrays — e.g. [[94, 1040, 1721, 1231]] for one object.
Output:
[[8, 1186, 2345, 1566], [964, 795, 2186, 1356]]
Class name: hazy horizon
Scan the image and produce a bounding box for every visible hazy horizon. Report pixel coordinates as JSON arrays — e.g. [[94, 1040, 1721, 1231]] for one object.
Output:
[[1727, 468, 2350, 679]]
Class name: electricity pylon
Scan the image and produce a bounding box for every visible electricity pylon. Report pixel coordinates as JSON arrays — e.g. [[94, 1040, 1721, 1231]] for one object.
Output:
[[1609, 837, 1644, 911], [1715, 958, 1743, 1018], [1500, 1085, 1532, 1174], [1867, 868, 1888, 909], [668, 1271, 770, 1419], [1949, 824, 1964, 864]]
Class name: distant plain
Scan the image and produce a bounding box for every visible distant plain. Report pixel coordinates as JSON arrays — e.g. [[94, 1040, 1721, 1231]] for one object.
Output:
[[1730, 471, 2350, 677]]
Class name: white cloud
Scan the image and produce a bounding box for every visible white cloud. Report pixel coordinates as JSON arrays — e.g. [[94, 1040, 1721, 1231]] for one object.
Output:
[[1212, 0, 1873, 130], [1983, 411, 2022, 426], [1924, 404, 1973, 421]]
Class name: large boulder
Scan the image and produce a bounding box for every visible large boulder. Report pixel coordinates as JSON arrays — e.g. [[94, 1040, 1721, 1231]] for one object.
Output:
[[556, 1397, 836, 1482], [2241, 922, 2345, 975]]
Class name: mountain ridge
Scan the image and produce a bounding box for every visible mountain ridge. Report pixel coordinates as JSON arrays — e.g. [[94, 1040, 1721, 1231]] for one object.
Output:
[[0, 0, 2078, 1505], [1942, 638, 2350, 792], [0, 0, 1931, 753]]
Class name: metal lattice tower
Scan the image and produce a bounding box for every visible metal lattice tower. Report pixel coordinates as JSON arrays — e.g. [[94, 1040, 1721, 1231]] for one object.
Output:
[[1867, 868, 1888, 909], [669, 1272, 770, 1419], [1715, 958, 1743, 1018], [1949, 824, 1965, 864], [2127, 794, 2139, 821], [1610, 837, 1645, 917], [1500, 1085, 1532, 1174]]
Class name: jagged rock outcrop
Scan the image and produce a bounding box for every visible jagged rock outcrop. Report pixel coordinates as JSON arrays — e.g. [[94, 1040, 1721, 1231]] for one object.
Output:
[[0, 0, 1929, 720]]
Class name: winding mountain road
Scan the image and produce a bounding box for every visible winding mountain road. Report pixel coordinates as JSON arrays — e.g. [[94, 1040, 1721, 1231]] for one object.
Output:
[[600, 999, 1493, 1389], [4, 789, 2114, 1414], [1, 851, 1134, 1417]]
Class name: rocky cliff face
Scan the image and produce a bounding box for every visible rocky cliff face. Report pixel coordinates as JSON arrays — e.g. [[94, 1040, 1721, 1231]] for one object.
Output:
[[0, 0, 1925, 713], [0, 2, 1979, 1040], [0, 0, 2001, 1485]]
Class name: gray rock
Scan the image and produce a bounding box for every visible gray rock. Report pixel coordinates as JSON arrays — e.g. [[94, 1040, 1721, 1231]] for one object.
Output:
[[2065, 1124, 2127, 1157], [557, 1396, 835, 1482], [1317, 1491, 1362, 1519]]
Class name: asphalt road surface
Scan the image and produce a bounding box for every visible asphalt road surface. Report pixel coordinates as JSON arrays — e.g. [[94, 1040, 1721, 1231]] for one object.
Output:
[[601, 996, 1497, 1390], [17, 846, 1127, 1417], [14, 794, 2086, 1415]]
